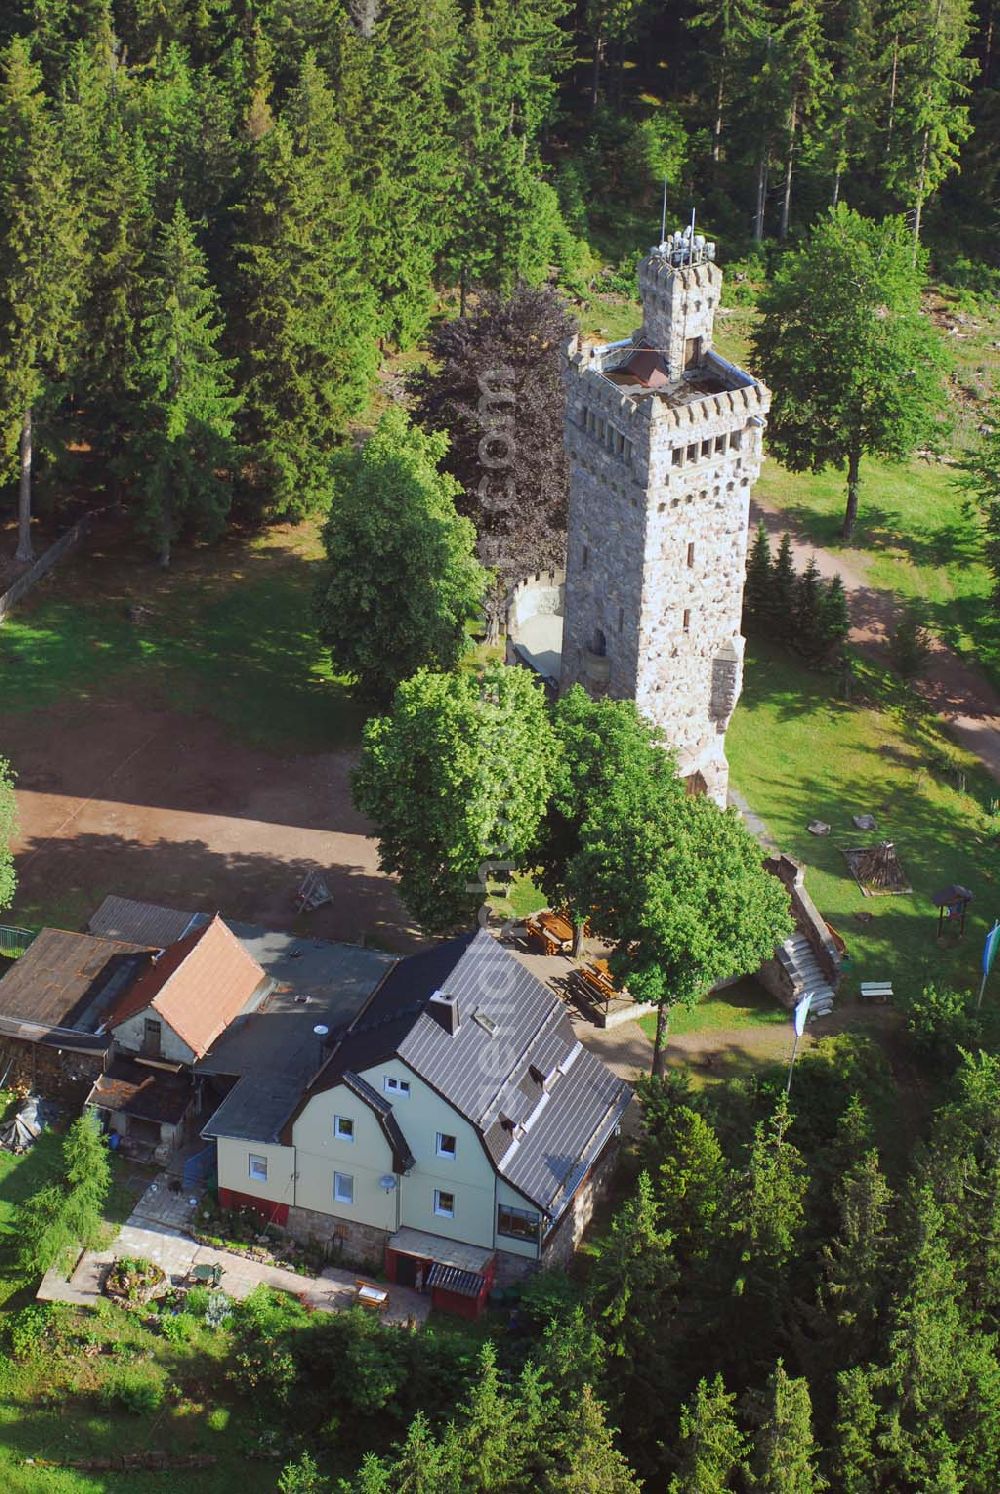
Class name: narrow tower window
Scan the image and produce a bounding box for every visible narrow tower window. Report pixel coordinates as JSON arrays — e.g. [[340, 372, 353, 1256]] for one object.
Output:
[[682, 609, 691, 633], [687, 543, 695, 568], [582, 545, 589, 570]]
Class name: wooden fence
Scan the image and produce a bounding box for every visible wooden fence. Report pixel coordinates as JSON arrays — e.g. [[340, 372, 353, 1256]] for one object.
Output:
[[0, 517, 87, 624]]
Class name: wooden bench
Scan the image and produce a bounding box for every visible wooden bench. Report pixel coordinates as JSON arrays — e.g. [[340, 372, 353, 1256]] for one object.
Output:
[[525, 911, 574, 955], [355, 1281, 389, 1312], [859, 981, 893, 1004]]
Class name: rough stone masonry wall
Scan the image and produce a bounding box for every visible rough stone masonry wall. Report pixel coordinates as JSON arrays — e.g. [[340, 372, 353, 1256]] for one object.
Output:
[[634, 377, 769, 795], [561, 337, 770, 801], [285, 1203, 388, 1269], [637, 258, 723, 378], [560, 352, 651, 703]]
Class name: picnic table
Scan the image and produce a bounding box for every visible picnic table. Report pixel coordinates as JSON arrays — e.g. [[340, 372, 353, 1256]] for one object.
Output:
[[355, 1280, 389, 1312], [570, 959, 629, 1008], [525, 910, 574, 955]]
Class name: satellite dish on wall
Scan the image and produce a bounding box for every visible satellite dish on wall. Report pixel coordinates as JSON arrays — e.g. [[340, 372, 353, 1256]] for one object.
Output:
[[379, 1175, 398, 1192]]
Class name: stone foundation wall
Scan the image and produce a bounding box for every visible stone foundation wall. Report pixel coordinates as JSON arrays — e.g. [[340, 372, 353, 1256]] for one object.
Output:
[[765, 854, 843, 986], [285, 1204, 388, 1268], [541, 1128, 624, 1272]]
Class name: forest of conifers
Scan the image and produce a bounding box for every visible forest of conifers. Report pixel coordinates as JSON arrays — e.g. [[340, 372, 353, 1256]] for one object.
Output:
[[0, 0, 994, 565]]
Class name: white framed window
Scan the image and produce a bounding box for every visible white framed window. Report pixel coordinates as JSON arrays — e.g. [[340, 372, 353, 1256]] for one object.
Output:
[[436, 1133, 457, 1160], [383, 1076, 410, 1097], [248, 1153, 267, 1183], [334, 1116, 354, 1141], [434, 1189, 455, 1218], [333, 1172, 354, 1204]]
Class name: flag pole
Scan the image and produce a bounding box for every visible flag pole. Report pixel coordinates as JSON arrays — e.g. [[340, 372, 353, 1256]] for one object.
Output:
[[786, 1026, 801, 1096]]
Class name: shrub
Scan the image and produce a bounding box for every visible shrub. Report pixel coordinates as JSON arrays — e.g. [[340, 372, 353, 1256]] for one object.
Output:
[[100, 1365, 165, 1414], [278, 1451, 329, 1493], [8, 1303, 54, 1361], [158, 1311, 196, 1343], [205, 1290, 233, 1329], [185, 1285, 210, 1317], [889, 605, 932, 679], [908, 983, 980, 1072], [207, 1406, 230, 1432]]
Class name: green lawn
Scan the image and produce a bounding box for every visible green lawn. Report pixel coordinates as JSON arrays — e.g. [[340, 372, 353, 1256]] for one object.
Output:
[[754, 454, 1000, 691], [0, 524, 365, 755], [728, 639, 1000, 1005], [639, 976, 787, 1041]]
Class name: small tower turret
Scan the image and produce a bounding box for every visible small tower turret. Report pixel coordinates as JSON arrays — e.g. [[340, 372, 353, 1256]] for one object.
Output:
[[637, 230, 723, 380]]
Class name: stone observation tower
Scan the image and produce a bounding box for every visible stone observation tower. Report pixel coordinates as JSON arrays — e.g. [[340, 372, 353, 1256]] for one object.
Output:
[[558, 227, 771, 804]]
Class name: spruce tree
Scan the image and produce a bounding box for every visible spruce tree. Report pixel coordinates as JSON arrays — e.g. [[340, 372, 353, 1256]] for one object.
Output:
[[744, 521, 772, 635], [125, 203, 239, 565], [235, 53, 377, 520], [794, 555, 825, 661], [651, 1104, 729, 1267], [824, 0, 878, 204], [818, 574, 851, 659], [0, 38, 83, 560], [334, 0, 459, 347], [588, 1172, 678, 1363], [833, 1366, 881, 1494], [883, 0, 977, 251], [768, 533, 797, 641], [816, 1149, 894, 1368], [548, 1384, 641, 1493], [774, 0, 831, 239], [746, 1361, 824, 1493], [444, 0, 570, 307], [668, 1374, 747, 1493]]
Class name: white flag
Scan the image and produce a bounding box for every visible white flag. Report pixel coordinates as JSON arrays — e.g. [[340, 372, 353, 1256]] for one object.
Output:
[[794, 993, 813, 1037]]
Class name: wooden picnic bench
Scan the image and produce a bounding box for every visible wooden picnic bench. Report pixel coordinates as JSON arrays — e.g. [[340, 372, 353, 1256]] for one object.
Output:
[[859, 981, 893, 1005], [570, 960, 629, 1009], [355, 1280, 389, 1312], [525, 910, 574, 955]]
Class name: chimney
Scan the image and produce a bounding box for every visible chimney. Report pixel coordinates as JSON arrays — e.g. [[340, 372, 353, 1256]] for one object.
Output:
[[427, 988, 460, 1036]]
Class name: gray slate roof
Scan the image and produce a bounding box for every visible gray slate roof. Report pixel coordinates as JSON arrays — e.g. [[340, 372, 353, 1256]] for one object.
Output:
[[301, 930, 632, 1219]]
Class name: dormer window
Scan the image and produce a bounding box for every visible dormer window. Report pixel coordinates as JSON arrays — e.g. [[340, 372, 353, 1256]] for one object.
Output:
[[384, 1076, 410, 1097]]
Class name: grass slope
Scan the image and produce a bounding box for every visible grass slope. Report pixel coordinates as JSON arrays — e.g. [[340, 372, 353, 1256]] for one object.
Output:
[[728, 640, 1000, 1003], [0, 524, 364, 755]]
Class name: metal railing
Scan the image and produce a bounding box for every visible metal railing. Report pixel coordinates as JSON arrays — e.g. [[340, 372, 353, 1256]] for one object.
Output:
[[0, 925, 36, 959]]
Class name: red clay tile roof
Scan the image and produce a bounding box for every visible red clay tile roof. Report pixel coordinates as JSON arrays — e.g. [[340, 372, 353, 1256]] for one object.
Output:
[[104, 914, 266, 1059]]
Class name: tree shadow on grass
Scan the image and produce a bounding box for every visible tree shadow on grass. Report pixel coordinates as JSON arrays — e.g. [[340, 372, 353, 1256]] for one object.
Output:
[[0, 523, 367, 755], [11, 829, 425, 954]]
